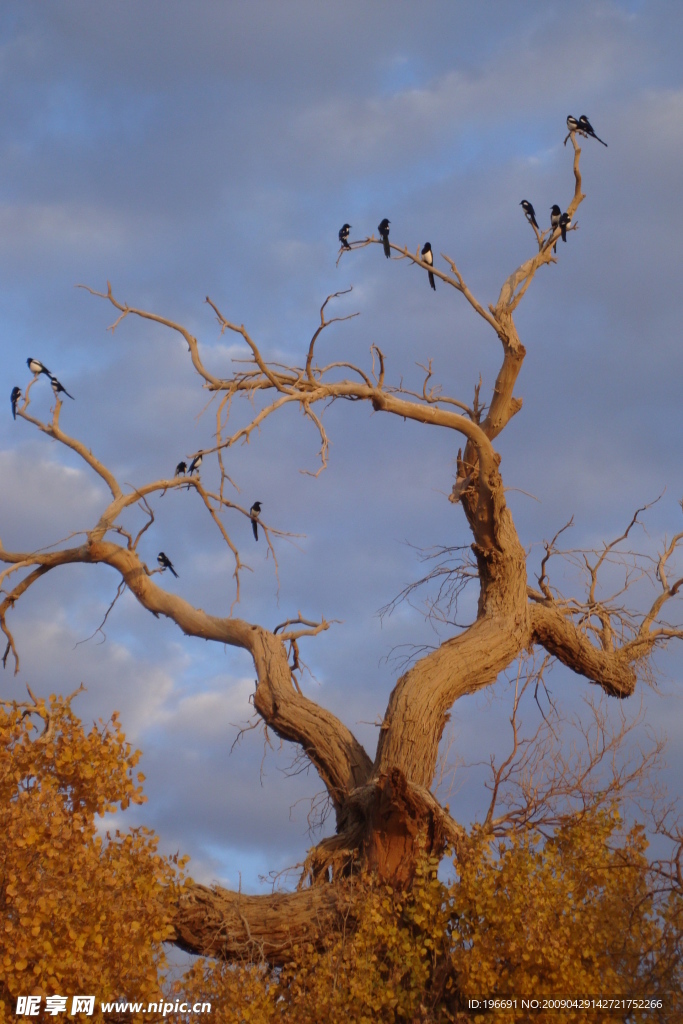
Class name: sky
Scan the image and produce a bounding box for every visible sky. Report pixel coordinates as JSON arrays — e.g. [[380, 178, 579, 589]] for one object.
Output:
[[1, 0, 682, 897]]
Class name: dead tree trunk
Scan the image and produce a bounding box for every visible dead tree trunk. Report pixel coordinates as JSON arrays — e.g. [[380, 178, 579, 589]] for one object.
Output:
[[2, 131, 682, 965]]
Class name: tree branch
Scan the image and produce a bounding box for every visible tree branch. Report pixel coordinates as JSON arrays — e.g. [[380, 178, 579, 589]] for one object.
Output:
[[0, 537, 372, 805], [17, 403, 122, 503], [529, 602, 637, 698], [77, 281, 223, 388], [172, 883, 345, 966]]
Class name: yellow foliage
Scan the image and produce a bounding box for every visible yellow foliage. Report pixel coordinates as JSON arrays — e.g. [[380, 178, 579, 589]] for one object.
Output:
[[0, 696, 679, 1024], [450, 811, 680, 1023], [0, 695, 187, 1022], [177, 814, 681, 1024]]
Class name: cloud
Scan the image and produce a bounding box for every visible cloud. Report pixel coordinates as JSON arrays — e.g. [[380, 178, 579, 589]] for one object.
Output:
[[0, 448, 105, 549]]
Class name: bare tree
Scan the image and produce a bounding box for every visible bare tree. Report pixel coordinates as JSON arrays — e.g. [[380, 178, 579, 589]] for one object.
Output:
[[2, 130, 682, 964]]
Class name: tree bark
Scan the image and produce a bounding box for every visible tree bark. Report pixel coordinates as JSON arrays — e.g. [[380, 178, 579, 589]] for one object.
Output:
[[172, 883, 343, 966], [529, 602, 637, 698]]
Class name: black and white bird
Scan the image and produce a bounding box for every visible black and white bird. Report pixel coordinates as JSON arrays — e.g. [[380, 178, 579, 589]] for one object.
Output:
[[50, 375, 74, 400], [578, 115, 607, 147], [378, 218, 391, 259], [27, 358, 51, 377], [250, 501, 262, 541], [188, 454, 202, 475], [550, 204, 562, 252], [157, 552, 178, 578], [338, 224, 351, 249], [559, 211, 571, 243], [421, 243, 436, 291], [566, 115, 581, 134], [174, 461, 187, 476], [520, 200, 539, 231], [11, 387, 21, 420]]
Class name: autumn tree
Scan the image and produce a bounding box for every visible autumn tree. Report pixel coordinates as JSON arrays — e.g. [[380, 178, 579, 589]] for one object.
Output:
[[0, 689, 186, 1019], [2, 125, 682, 968]]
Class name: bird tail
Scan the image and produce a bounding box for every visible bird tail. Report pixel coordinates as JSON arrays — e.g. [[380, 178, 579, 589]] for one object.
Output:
[[170, 564, 179, 578], [383, 236, 391, 259], [64, 388, 75, 400], [428, 271, 436, 291], [252, 519, 259, 541], [595, 135, 607, 146]]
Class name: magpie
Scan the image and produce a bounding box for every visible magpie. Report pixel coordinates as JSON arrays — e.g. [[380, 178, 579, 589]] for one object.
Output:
[[157, 552, 178, 578], [174, 461, 187, 476], [578, 115, 607, 147], [27, 358, 51, 377], [566, 115, 580, 134], [338, 224, 351, 249], [185, 453, 203, 490], [520, 200, 539, 230], [11, 387, 21, 420], [50, 375, 74, 400], [421, 242, 436, 291], [550, 204, 562, 252], [378, 218, 391, 258], [250, 501, 262, 541], [559, 211, 571, 243]]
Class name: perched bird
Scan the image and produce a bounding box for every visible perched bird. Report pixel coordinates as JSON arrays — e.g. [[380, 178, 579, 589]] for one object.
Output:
[[157, 552, 178, 578], [566, 114, 580, 134], [50, 375, 74, 400], [520, 200, 539, 230], [421, 242, 436, 291], [550, 204, 562, 252], [11, 387, 21, 420], [578, 115, 607, 147], [250, 501, 262, 541], [559, 211, 571, 243], [174, 461, 187, 476], [186, 453, 203, 490], [27, 358, 51, 377], [378, 218, 391, 259], [338, 223, 351, 249]]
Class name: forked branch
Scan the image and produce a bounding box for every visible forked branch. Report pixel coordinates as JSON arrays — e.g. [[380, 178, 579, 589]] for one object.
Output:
[[528, 502, 683, 695]]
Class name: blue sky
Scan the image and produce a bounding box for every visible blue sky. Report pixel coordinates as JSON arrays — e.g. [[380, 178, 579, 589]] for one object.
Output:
[[1, 1, 682, 891]]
